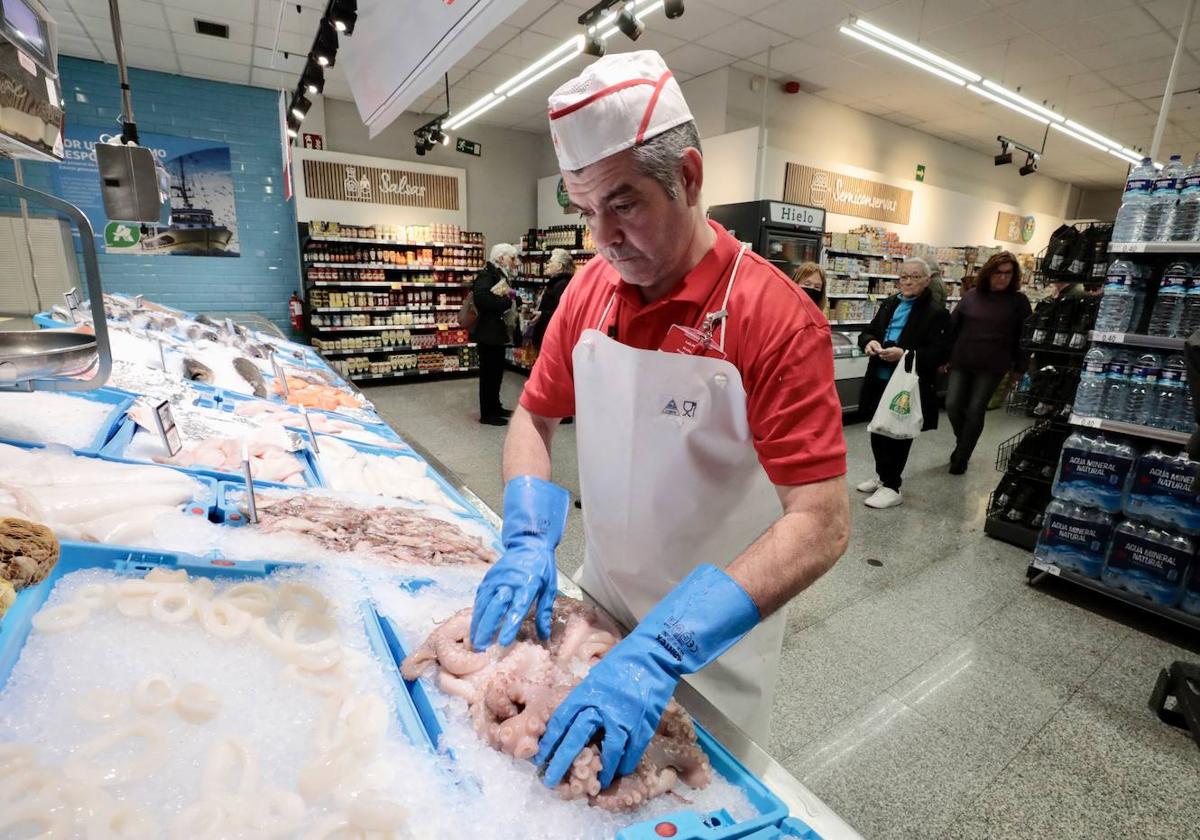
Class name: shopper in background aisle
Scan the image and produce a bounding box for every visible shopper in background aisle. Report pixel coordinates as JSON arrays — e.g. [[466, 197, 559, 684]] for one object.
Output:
[[857, 256, 952, 508], [530, 249, 575, 349], [472, 243, 519, 426], [469, 51, 848, 786], [945, 252, 1032, 475], [927, 262, 948, 310], [791, 262, 828, 314]]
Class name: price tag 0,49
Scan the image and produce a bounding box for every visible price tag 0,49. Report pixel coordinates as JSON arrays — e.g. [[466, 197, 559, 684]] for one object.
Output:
[[152, 399, 182, 457], [1093, 331, 1124, 344]]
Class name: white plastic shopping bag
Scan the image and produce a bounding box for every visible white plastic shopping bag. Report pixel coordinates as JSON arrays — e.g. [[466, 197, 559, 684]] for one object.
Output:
[[867, 351, 923, 439]]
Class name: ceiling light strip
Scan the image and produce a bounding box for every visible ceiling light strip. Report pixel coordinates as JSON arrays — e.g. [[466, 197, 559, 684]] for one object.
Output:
[[506, 48, 583, 97], [496, 35, 584, 95], [966, 84, 1050, 124], [1050, 122, 1111, 153], [851, 18, 980, 83], [980, 80, 1064, 123], [444, 92, 498, 129], [1063, 120, 1124, 151], [840, 27, 966, 87]]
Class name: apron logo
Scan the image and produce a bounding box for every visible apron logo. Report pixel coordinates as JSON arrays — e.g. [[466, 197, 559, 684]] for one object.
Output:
[[661, 398, 698, 418]]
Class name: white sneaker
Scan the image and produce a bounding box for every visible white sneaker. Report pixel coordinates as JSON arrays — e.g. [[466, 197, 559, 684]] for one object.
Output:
[[856, 477, 882, 493], [864, 487, 903, 509]]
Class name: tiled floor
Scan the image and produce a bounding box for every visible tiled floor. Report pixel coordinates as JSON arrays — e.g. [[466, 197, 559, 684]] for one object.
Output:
[[365, 372, 1200, 840]]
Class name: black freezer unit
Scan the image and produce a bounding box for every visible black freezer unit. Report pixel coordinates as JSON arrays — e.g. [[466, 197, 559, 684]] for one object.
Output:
[[707, 200, 825, 280]]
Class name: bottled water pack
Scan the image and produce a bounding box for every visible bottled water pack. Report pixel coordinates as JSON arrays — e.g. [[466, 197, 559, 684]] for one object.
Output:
[[1101, 520, 1193, 606], [1052, 433, 1136, 513], [1035, 499, 1115, 578], [1124, 449, 1200, 534], [1112, 158, 1157, 242]]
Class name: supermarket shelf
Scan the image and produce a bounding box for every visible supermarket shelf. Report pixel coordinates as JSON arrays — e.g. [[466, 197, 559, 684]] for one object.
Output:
[[1027, 560, 1200, 632], [349, 367, 479, 383], [829, 319, 872, 326], [306, 235, 483, 248], [312, 305, 462, 313], [521, 248, 595, 256], [1107, 242, 1200, 254], [1068, 413, 1192, 445], [513, 278, 549, 285], [825, 271, 900, 280], [984, 515, 1039, 550], [1088, 331, 1187, 350], [824, 247, 904, 259], [305, 262, 480, 271], [318, 343, 474, 356], [307, 280, 469, 289], [312, 324, 457, 332], [827, 293, 871, 299]]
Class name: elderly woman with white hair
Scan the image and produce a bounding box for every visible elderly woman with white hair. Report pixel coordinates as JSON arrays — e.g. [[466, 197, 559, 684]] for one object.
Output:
[[472, 242, 520, 426], [855, 256, 953, 508]]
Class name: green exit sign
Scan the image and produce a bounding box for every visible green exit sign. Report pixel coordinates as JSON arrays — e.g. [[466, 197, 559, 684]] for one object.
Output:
[[456, 138, 481, 156], [915, 164, 926, 182]]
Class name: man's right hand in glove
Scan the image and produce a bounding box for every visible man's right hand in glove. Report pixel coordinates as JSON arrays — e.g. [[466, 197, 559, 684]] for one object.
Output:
[[470, 475, 571, 650]]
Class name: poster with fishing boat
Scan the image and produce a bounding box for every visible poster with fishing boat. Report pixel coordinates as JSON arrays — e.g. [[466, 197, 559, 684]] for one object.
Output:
[[56, 129, 241, 257]]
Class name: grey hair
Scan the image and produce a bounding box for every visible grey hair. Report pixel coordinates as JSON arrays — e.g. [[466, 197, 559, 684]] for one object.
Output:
[[547, 248, 575, 275], [573, 121, 702, 201], [901, 257, 931, 278], [489, 242, 518, 264]]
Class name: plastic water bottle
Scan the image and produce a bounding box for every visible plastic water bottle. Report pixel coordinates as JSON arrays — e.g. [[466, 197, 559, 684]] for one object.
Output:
[[1074, 346, 1111, 417], [1148, 354, 1187, 430], [1094, 261, 1137, 331], [1125, 352, 1160, 426], [1112, 157, 1157, 242], [1149, 262, 1190, 336], [1101, 349, 1133, 421], [1052, 433, 1136, 513], [1166, 153, 1200, 241], [1102, 521, 1193, 605], [1142, 155, 1185, 241], [1125, 449, 1200, 534], [1176, 384, 1195, 433], [1036, 499, 1116, 578]]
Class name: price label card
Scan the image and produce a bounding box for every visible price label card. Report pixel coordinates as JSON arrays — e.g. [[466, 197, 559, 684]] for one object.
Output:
[[1072, 414, 1102, 429], [152, 400, 182, 457], [1093, 331, 1123, 344], [271, 353, 290, 395]]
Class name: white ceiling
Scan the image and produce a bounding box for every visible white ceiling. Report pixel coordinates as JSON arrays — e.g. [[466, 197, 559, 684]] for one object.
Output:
[[43, 1, 1200, 188]]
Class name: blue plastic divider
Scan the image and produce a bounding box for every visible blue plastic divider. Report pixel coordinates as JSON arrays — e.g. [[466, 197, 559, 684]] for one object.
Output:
[[0, 542, 435, 757], [0, 386, 135, 454], [32, 312, 70, 329], [99, 414, 322, 490]]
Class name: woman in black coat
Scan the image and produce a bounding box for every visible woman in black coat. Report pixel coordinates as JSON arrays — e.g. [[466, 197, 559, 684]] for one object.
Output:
[[530, 248, 575, 350], [472, 244, 518, 426], [855, 257, 953, 509]]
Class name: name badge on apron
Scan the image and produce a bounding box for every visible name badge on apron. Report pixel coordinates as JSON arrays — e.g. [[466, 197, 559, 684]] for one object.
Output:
[[660, 309, 729, 360]]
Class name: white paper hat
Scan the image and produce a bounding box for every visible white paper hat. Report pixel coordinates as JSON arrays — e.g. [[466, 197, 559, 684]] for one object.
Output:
[[548, 50, 693, 171]]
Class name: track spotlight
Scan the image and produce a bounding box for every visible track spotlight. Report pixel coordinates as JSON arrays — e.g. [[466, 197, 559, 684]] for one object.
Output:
[[329, 0, 357, 35], [414, 129, 435, 156], [290, 92, 311, 122], [994, 140, 1011, 166], [583, 33, 606, 57], [286, 113, 300, 140], [300, 60, 324, 95], [664, 0, 684, 19], [1019, 152, 1039, 176], [616, 4, 644, 41], [312, 19, 338, 67], [429, 127, 448, 145]]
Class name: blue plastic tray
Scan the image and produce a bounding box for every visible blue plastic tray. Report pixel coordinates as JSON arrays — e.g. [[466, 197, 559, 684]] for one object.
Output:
[[99, 414, 322, 490], [0, 542, 435, 757], [0, 386, 135, 454], [309, 437, 481, 518], [32, 312, 71, 329], [192, 389, 408, 449], [374, 614, 799, 840]]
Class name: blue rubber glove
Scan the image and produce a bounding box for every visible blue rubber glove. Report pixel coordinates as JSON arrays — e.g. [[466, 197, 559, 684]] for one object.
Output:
[[535, 564, 759, 790], [469, 476, 571, 650]]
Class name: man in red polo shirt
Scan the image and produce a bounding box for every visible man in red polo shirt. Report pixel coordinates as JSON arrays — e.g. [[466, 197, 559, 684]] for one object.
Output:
[[469, 50, 848, 791]]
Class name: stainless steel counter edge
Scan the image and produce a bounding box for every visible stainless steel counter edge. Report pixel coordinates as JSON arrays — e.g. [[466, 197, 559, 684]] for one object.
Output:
[[390, 424, 865, 840]]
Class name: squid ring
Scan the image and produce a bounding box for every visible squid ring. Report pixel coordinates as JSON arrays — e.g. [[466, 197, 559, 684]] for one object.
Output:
[[0, 801, 71, 838], [132, 674, 177, 713], [31, 601, 91, 633], [145, 568, 189, 585], [87, 803, 160, 839], [300, 813, 358, 840], [64, 720, 167, 787], [0, 742, 35, 779], [280, 664, 352, 697], [281, 611, 340, 651], [189, 577, 215, 601], [174, 682, 222, 724], [202, 736, 259, 798], [278, 581, 329, 616], [149, 588, 196, 624], [75, 689, 131, 723], [198, 600, 250, 640], [115, 580, 159, 619], [0, 767, 59, 808], [245, 788, 306, 835], [346, 795, 408, 832], [252, 615, 343, 671], [217, 582, 276, 617], [317, 693, 387, 753], [75, 583, 113, 610], [297, 750, 360, 803], [170, 800, 230, 840]]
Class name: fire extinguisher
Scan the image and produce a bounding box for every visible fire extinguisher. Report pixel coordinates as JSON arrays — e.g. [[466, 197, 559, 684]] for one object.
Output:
[[289, 291, 304, 333]]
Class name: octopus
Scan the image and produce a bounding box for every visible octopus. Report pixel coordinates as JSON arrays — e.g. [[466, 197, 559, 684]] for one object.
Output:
[[248, 494, 498, 567], [401, 598, 714, 812]]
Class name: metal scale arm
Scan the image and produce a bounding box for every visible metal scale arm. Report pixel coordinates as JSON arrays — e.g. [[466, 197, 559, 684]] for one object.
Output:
[[0, 176, 111, 392]]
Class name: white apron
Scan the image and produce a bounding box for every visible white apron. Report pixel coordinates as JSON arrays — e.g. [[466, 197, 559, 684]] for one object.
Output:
[[571, 245, 786, 743]]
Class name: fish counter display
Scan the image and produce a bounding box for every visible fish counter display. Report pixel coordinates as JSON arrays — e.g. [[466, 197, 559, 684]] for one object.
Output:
[[0, 296, 856, 840]]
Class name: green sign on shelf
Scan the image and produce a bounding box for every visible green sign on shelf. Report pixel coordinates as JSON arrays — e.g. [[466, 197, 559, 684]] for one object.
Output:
[[456, 137, 481, 156]]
